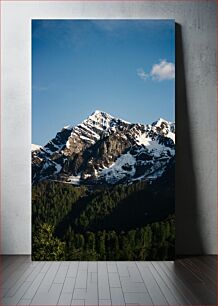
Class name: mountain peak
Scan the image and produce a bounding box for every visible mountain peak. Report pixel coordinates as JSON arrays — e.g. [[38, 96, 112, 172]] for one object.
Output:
[[31, 144, 42, 151], [91, 110, 105, 115], [89, 110, 132, 125], [90, 110, 113, 119], [152, 118, 168, 126]]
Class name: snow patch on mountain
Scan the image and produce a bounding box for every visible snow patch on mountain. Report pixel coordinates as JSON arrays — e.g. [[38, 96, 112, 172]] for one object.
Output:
[[151, 118, 175, 143], [148, 140, 174, 157], [167, 131, 175, 143], [99, 152, 136, 183], [136, 133, 150, 146], [66, 174, 81, 185], [31, 144, 42, 151], [152, 118, 167, 127], [136, 133, 174, 157]]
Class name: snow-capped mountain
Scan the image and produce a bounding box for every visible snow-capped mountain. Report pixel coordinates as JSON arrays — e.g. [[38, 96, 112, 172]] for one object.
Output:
[[32, 110, 175, 185], [31, 144, 42, 151]]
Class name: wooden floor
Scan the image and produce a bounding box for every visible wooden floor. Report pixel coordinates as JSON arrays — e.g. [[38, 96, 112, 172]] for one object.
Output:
[[0, 256, 217, 305]]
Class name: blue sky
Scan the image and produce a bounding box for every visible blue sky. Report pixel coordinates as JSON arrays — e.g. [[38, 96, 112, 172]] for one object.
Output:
[[32, 20, 175, 146]]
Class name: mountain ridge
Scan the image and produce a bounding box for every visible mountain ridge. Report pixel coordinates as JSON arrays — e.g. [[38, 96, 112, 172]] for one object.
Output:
[[32, 110, 175, 185]]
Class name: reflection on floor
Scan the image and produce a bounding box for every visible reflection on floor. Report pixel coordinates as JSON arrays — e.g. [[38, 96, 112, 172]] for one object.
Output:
[[0, 256, 217, 305]]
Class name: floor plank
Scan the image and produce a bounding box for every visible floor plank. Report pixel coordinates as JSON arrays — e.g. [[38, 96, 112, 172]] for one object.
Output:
[[175, 258, 217, 304], [57, 292, 73, 305], [185, 256, 217, 286], [151, 261, 194, 304], [2, 281, 32, 305], [145, 261, 179, 305], [160, 261, 203, 304], [31, 283, 63, 305], [0, 255, 216, 305], [136, 262, 168, 305], [3, 262, 43, 297], [98, 262, 111, 300]]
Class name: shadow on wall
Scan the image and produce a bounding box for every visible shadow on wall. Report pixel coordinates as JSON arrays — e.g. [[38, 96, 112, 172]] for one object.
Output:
[[175, 23, 205, 256]]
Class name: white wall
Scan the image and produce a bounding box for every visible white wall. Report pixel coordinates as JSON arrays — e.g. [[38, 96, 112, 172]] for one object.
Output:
[[1, 1, 217, 255]]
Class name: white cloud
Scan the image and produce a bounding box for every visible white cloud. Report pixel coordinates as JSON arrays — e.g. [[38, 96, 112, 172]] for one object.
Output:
[[137, 68, 149, 81], [151, 60, 175, 81], [137, 60, 175, 82]]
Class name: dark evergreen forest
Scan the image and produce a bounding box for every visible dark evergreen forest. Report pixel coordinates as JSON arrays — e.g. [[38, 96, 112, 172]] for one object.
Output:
[[32, 165, 175, 260]]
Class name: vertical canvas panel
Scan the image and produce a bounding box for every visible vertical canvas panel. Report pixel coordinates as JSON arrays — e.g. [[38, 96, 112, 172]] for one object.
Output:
[[32, 20, 175, 260]]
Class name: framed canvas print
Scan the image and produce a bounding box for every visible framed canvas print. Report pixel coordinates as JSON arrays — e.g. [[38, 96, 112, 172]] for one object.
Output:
[[32, 19, 175, 261]]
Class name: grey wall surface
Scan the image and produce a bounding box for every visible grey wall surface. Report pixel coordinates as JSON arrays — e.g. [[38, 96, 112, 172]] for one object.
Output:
[[1, 1, 217, 255]]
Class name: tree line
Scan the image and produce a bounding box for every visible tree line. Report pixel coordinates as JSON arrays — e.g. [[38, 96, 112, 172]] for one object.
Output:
[[32, 161, 175, 261], [32, 216, 175, 261]]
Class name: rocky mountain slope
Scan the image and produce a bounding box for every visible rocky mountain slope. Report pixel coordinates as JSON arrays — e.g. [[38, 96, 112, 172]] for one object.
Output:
[[32, 110, 175, 185]]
